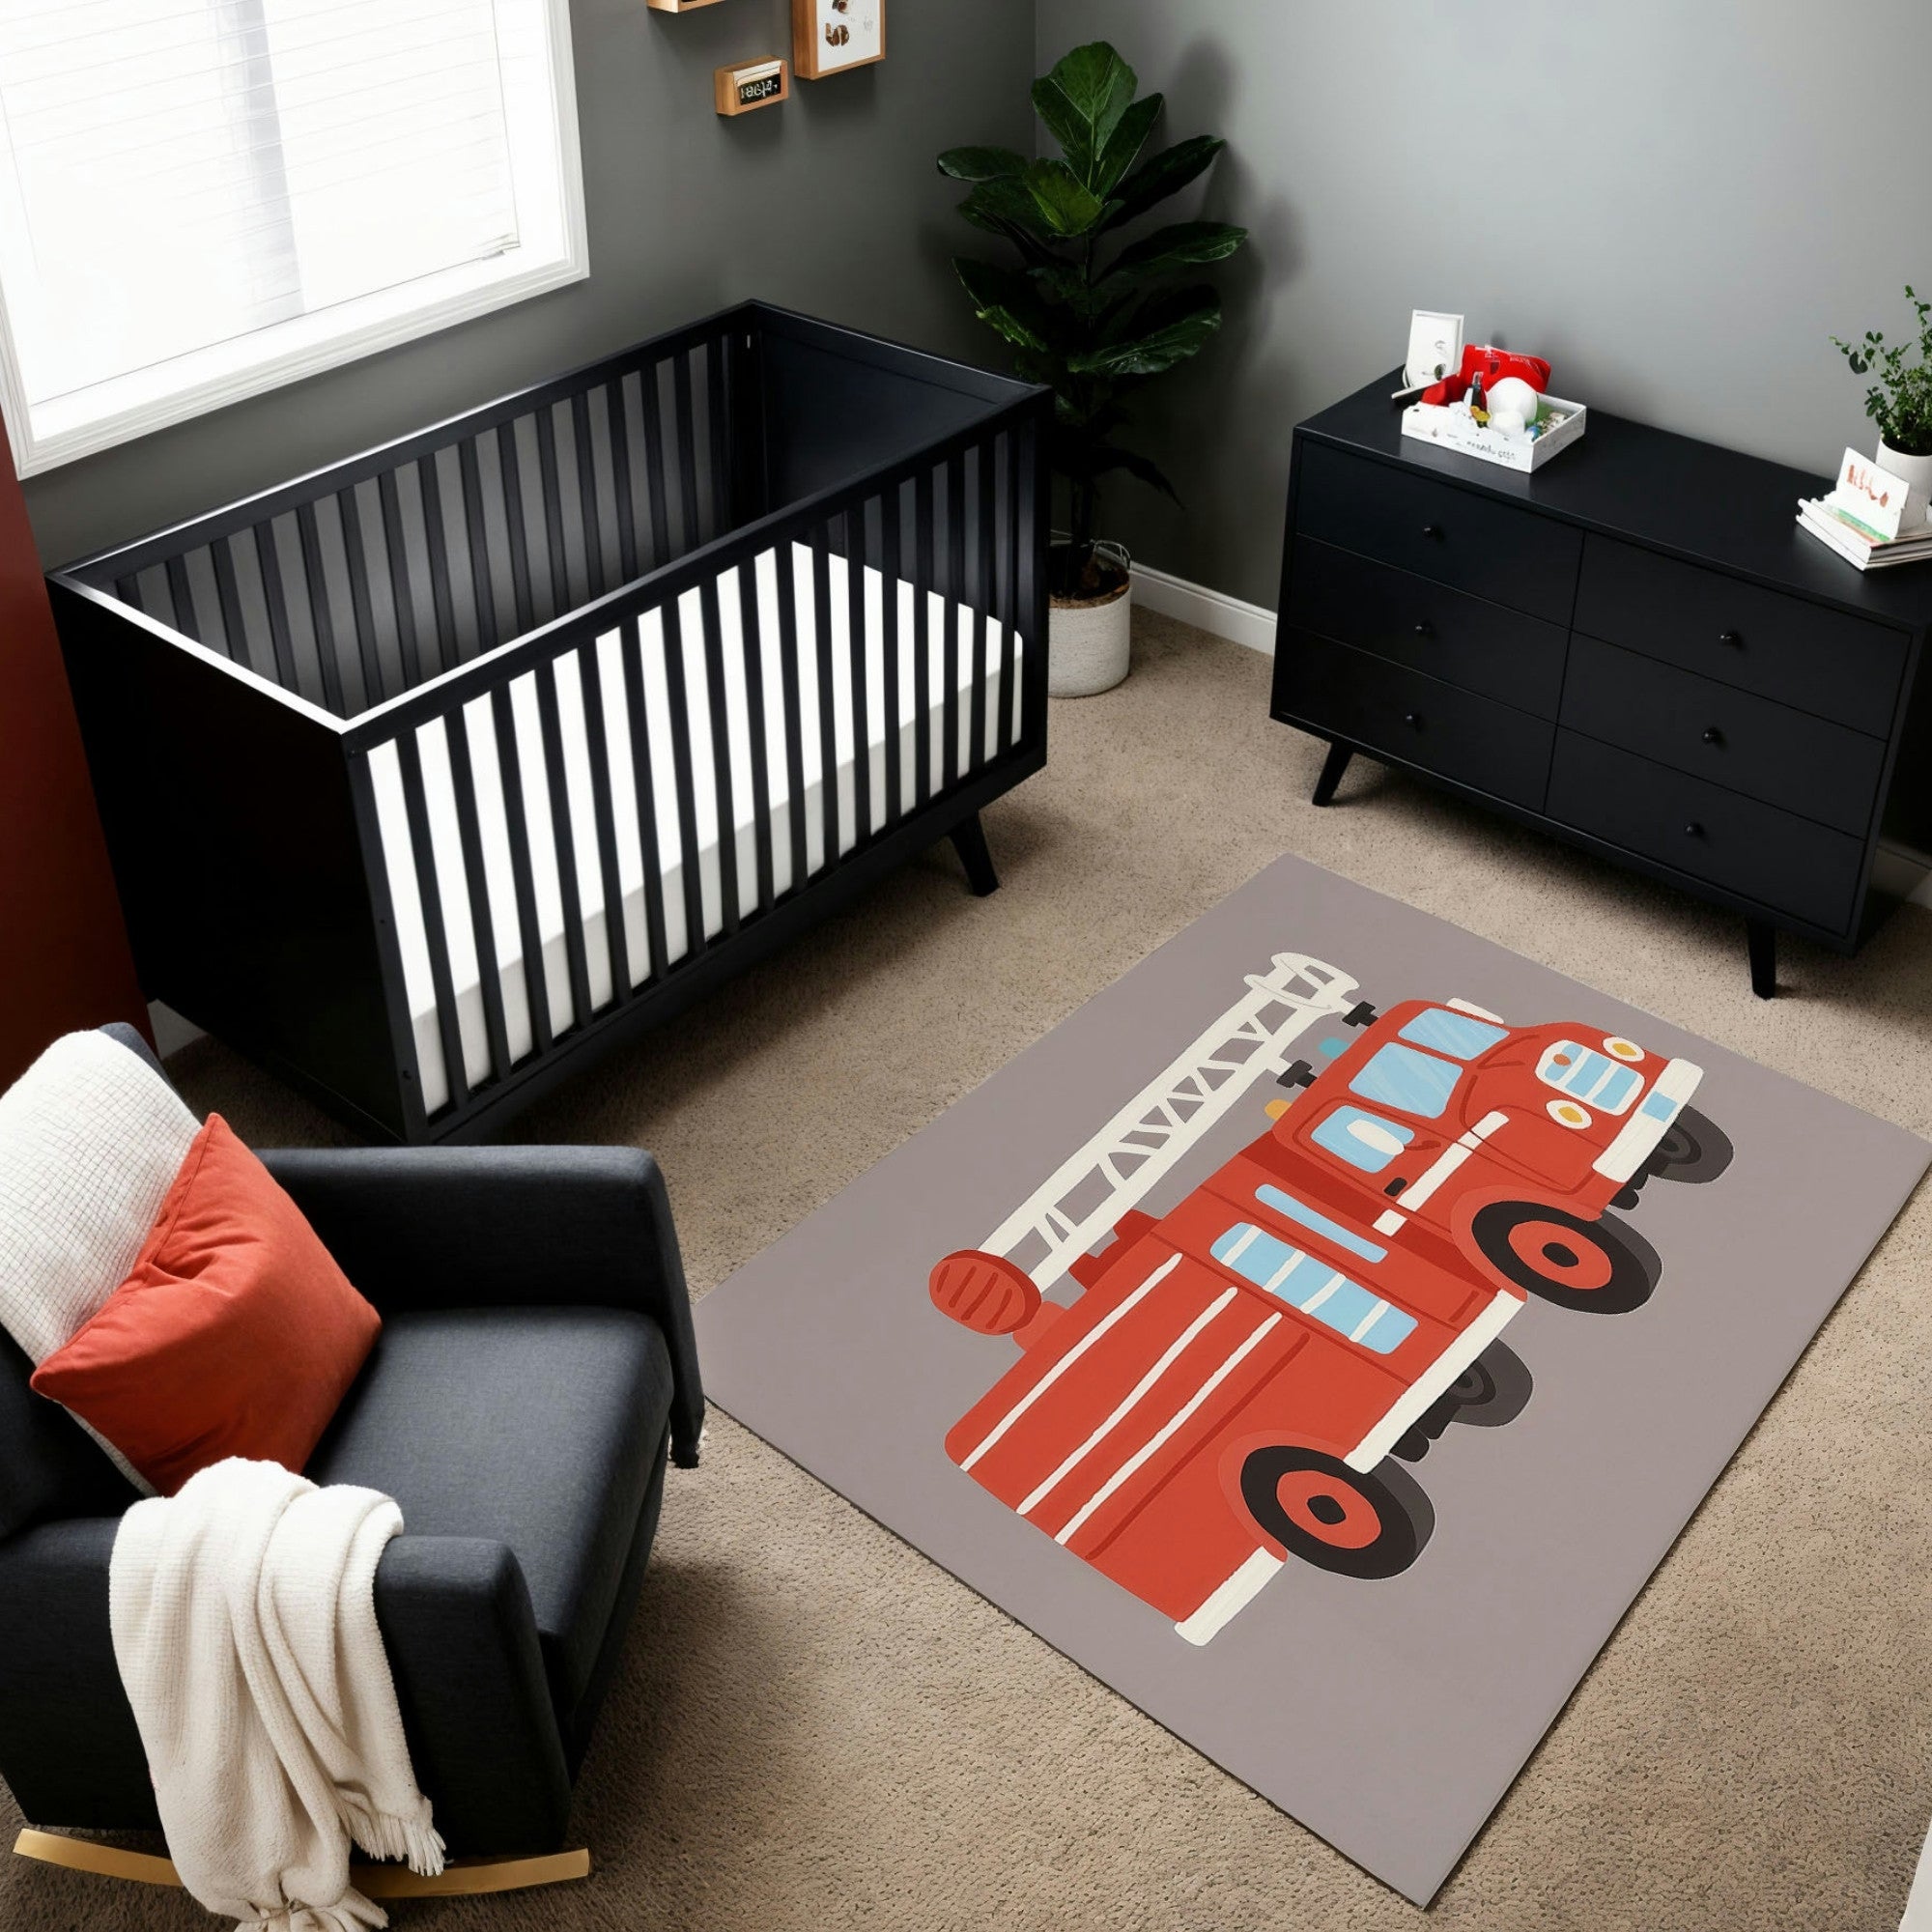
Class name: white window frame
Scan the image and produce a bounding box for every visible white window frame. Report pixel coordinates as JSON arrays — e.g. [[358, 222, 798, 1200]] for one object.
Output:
[[0, 0, 588, 478]]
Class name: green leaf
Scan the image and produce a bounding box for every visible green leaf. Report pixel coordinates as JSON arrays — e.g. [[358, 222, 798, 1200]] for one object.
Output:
[[1103, 219, 1247, 282], [1070, 286, 1223, 378], [937, 146, 1030, 184], [1093, 93, 1162, 197], [1102, 135, 1225, 230], [1033, 42, 1138, 188], [959, 178, 1061, 254], [1022, 158, 1111, 237], [953, 257, 1051, 355], [1090, 442, 1179, 501]]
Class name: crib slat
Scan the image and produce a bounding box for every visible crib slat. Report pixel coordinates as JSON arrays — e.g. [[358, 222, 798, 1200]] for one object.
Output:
[[618, 614, 670, 985], [944, 452, 965, 791], [377, 469, 425, 691], [640, 359, 672, 573], [913, 469, 935, 806], [808, 530, 838, 870], [975, 440, 996, 774], [880, 485, 902, 820], [114, 573, 141, 612], [336, 488, 386, 706], [535, 658, 595, 1027], [607, 377, 639, 584], [457, 438, 500, 658], [1017, 414, 1045, 740], [571, 390, 608, 602], [489, 683, 554, 1054], [706, 336, 730, 542], [673, 352, 702, 556], [736, 556, 776, 912], [394, 727, 469, 1116], [416, 455, 459, 671], [163, 555, 199, 644], [497, 421, 536, 638], [698, 571, 740, 938], [997, 429, 1017, 756], [211, 535, 247, 668], [576, 640, 633, 999], [295, 502, 346, 716], [661, 601, 708, 959], [250, 523, 302, 696], [845, 503, 870, 846], [773, 537, 809, 896], [443, 711, 513, 1084], [534, 405, 571, 625]]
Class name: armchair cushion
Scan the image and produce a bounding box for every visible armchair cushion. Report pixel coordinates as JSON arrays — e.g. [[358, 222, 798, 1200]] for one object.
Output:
[[307, 1304, 674, 1722]]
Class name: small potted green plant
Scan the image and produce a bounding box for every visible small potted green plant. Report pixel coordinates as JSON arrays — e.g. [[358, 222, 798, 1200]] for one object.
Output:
[[1833, 286, 1932, 520], [938, 43, 1245, 696]]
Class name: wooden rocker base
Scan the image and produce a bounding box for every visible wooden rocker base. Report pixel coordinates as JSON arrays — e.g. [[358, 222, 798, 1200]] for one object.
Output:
[[14, 1827, 589, 1897]]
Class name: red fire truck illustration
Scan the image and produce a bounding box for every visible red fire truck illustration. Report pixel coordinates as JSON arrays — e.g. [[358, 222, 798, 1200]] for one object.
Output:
[[928, 954, 1731, 1645]]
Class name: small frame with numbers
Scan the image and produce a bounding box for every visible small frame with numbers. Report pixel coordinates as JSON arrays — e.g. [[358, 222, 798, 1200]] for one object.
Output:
[[715, 57, 789, 115], [646, 0, 729, 12], [792, 0, 884, 78]]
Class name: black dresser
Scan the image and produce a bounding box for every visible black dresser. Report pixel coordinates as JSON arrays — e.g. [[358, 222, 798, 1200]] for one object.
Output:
[[1272, 371, 1932, 996]]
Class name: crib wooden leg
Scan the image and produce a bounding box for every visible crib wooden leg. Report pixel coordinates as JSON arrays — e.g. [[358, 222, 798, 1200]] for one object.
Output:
[[14, 1828, 589, 1897], [949, 813, 1000, 897]]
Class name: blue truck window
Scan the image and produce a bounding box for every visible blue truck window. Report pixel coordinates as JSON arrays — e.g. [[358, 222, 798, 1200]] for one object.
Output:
[[1399, 1008, 1508, 1060], [1310, 1105, 1413, 1174], [1210, 1223, 1416, 1355], [1350, 1041, 1460, 1118]]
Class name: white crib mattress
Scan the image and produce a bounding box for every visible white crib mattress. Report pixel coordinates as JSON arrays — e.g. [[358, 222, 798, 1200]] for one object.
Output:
[[370, 541, 1025, 1115]]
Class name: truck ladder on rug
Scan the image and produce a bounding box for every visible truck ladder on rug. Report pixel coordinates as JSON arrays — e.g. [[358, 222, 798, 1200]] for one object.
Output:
[[980, 952, 1359, 1291]]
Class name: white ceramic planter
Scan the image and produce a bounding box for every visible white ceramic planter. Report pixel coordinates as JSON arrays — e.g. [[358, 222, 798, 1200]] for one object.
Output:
[[1879, 440, 1932, 530], [1047, 543, 1132, 697]]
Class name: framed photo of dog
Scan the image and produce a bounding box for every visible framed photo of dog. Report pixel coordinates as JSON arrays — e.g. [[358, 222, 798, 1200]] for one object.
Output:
[[792, 0, 884, 78]]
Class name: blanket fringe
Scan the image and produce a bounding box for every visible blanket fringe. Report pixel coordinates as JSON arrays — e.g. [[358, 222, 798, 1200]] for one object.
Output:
[[337, 1798, 446, 1879]]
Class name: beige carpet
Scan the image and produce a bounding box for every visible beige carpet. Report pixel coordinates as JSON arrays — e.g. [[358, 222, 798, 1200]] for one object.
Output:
[[7, 610, 1932, 1931]]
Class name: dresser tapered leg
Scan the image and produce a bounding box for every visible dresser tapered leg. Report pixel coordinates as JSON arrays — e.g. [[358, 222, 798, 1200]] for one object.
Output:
[[1311, 742, 1353, 808], [1747, 920, 1776, 999]]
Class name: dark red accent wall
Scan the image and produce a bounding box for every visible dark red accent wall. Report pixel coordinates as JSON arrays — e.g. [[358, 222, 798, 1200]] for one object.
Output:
[[0, 419, 149, 1083]]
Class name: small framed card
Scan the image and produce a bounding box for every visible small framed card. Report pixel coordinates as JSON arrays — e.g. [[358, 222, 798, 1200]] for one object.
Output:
[[715, 57, 789, 115], [1830, 446, 1913, 541], [1404, 310, 1464, 389], [793, 0, 884, 78]]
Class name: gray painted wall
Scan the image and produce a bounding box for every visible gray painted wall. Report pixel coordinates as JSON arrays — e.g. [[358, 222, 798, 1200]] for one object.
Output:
[[23, 0, 1035, 566], [1032, 0, 1932, 609]]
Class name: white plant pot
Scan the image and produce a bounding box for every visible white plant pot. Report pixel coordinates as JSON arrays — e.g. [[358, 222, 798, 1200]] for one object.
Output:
[[1048, 567, 1132, 697], [1878, 440, 1932, 530]]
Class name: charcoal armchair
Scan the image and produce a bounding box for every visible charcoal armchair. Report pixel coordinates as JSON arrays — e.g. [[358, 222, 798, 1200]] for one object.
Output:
[[0, 1025, 703, 1861]]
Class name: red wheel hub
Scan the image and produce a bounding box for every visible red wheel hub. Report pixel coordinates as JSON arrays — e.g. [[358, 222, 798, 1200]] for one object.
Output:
[[1276, 1468, 1382, 1549], [1505, 1217, 1614, 1292]]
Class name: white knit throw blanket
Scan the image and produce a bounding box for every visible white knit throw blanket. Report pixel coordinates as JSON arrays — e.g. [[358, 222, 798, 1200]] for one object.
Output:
[[110, 1458, 445, 1931]]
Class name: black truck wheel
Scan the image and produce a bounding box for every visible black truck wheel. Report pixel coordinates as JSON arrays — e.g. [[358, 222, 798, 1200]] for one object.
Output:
[[1239, 1445, 1434, 1580], [1644, 1106, 1733, 1185], [1470, 1202, 1661, 1315]]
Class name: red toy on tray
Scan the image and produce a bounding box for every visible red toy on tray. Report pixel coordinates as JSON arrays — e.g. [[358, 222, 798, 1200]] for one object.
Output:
[[1420, 343, 1552, 408]]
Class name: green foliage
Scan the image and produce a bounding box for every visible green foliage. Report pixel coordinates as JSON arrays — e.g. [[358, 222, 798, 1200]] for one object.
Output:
[[1833, 287, 1932, 458], [938, 43, 1246, 592]]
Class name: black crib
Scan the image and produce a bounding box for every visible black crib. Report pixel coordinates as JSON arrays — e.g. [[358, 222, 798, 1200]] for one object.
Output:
[[50, 304, 1050, 1143]]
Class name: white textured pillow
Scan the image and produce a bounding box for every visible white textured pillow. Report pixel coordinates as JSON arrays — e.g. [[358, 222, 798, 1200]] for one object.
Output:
[[0, 1031, 199, 1365]]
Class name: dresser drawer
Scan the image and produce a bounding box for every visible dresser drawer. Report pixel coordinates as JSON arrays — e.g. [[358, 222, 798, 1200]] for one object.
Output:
[[1561, 634, 1887, 836], [1547, 731, 1863, 933], [1575, 535, 1907, 736], [1295, 441, 1582, 623], [1285, 536, 1568, 718], [1277, 631, 1554, 810]]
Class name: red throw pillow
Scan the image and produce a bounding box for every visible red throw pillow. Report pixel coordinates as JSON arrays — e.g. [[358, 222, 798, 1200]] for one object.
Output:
[[32, 1114, 380, 1495]]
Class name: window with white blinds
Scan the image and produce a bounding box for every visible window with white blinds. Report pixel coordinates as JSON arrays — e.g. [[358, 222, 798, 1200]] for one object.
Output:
[[0, 0, 584, 474]]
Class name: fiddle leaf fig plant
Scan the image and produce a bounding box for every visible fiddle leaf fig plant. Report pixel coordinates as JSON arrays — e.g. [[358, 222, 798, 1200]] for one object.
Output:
[[1833, 285, 1932, 458], [939, 43, 1246, 598]]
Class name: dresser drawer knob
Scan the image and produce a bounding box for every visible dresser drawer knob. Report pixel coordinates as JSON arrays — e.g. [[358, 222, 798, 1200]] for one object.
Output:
[[1718, 629, 1742, 647], [1404, 710, 1423, 728], [1684, 821, 1704, 838], [1421, 523, 1443, 540], [1412, 620, 1433, 639], [1701, 726, 1723, 745]]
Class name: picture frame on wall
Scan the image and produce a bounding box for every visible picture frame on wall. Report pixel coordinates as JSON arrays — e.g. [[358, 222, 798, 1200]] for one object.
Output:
[[792, 0, 884, 79]]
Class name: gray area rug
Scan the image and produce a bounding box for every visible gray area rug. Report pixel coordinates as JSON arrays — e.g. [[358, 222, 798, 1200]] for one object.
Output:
[[696, 850, 1928, 1903]]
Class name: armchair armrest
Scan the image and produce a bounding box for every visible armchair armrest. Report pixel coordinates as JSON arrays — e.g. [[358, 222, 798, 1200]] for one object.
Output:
[[260, 1145, 704, 1466], [0, 1520, 575, 1856]]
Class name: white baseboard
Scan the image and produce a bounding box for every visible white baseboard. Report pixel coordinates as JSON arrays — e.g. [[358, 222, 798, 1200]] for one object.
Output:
[[1132, 562, 1277, 656]]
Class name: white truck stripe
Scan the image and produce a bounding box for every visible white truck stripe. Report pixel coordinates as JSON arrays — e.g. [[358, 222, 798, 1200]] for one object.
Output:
[[1175, 1548, 1285, 1646], [1345, 1289, 1520, 1472]]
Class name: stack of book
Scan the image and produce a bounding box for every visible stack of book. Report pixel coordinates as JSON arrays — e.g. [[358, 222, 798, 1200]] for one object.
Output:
[[1797, 496, 1932, 570]]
